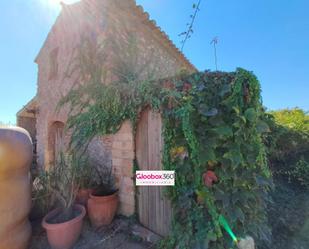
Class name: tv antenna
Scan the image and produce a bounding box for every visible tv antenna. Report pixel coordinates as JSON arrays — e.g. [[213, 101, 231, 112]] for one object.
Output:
[[211, 37, 219, 71]]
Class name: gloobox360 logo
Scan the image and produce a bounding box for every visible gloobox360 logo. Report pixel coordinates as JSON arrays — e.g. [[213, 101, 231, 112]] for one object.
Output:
[[135, 171, 175, 186]]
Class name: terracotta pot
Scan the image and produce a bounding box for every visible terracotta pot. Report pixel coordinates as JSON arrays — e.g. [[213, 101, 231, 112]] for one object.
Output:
[[87, 190, 119, 227], [42, 204, 86, 249], [75, 188, 92, 207]]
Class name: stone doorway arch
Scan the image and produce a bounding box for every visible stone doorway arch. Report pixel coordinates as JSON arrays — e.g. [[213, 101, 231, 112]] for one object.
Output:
[[47, 121, 65, 168]]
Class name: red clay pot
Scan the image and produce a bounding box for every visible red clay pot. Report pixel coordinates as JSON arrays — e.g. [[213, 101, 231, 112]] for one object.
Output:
[[87, 190, 118, 227], [42, 204, 86, 249], [75, 188, 92, 207]]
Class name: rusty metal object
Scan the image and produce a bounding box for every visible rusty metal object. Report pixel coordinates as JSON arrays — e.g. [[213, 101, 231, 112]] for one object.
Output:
[[0, 127, 32, 249]]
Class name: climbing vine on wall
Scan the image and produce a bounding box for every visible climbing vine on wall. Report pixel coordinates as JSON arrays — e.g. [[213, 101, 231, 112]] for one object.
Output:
[[160, 69, 272, 249], [59, 38, 271, 249]]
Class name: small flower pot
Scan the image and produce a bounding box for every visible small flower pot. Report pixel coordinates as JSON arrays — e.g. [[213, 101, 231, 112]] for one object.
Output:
[[42, 204, 86, 249], [87, 189, 119, 227], [76, 188, 92, 207]]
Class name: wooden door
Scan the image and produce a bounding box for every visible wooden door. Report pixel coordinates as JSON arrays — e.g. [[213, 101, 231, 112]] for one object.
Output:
[[136, 109, 172, 236], [54, 124, 64, 163], [48, 121, 65, 166]]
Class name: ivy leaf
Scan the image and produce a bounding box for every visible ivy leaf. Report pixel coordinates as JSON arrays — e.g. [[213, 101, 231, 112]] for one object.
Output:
[[200, 108, 218, 117], [194, 74, 201, 81], [206, 230, 217, 242], [207, 108, 218, 116], [235, 206, 245, 223], [199, 148, 216, 164], [223, 149, 243, 167], [197, 83, 206, 91], [203, 170, 218, 187], [214, 189, 230, 208], [196, 189, 207, 202], [219, 84, 231, 97], [239, 115, 247, 123], [232, 106, 240, 115], [244, 108, 257, 122], [198, 104, 208, 115], [255, 176, 271, 186], [213, 125, 233, 137], [209, 116, 224, 126], [202, 137, 218, 148], [202, 241, 209, 249], [256, 120, 270, 133]]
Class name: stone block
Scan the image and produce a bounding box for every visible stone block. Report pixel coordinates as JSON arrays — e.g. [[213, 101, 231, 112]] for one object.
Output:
[[112, 133, 133, 142], [112, 158, 133, 168], [119, 192, 135, 206], [112, 149, 134, 160], [112, 140, 133, 151], [122, 162, 134, 177], [121, 176, 134, 188], [118, 203, 135, 216], [118, 121, 133, 133]]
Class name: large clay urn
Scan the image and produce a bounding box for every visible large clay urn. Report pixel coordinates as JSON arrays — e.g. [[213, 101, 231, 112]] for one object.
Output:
[[0, 127, 32, 249], [42, 204, 86, 249], [87, 190, 119, 227], [75, 188, 92, 208]]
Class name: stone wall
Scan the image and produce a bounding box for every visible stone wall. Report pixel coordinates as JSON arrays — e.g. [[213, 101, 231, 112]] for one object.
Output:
[[17, 116, 36, 143], [111, 121, 135, 216], [104, 0, 195, 80], [35, 1, 110, 169], [35, 0, 195, 216]]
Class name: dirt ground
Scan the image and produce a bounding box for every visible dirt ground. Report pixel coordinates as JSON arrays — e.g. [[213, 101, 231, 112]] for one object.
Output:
[[29, 216, 155, 249]]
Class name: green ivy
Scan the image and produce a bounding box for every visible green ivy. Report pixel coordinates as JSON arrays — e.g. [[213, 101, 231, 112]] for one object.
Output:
[[159, 69, 272, 249], [60, 65, 272, 248]]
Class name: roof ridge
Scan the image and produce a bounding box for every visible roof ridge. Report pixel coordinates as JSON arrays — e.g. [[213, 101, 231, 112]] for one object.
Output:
[[16, 96, 37, 116]]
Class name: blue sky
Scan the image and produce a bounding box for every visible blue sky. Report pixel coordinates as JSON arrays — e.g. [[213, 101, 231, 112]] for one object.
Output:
[[0, 0, 308, 124]]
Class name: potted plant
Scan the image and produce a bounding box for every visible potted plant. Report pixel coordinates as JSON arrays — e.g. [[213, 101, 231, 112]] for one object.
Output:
[[31, 172, 55, 221], [41, 152, 86, 249], [75, 157, 93, 208], [87, 163, 119, 227]]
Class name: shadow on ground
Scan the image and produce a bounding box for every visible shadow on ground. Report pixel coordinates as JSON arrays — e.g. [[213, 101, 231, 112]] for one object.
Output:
[[29, 217, 155, 249]]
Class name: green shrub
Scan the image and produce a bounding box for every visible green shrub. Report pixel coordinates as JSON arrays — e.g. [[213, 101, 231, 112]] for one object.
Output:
[[263, 109, 309, 249], [265, 108, 309, 187], [270, 108, 309, 133], [291, 159, 309, 189]]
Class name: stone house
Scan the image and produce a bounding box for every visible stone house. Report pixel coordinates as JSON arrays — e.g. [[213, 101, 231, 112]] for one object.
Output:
[[17, 97, 38, 168], [17, 97, 37, 144], [17, 0, 196, 236]]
